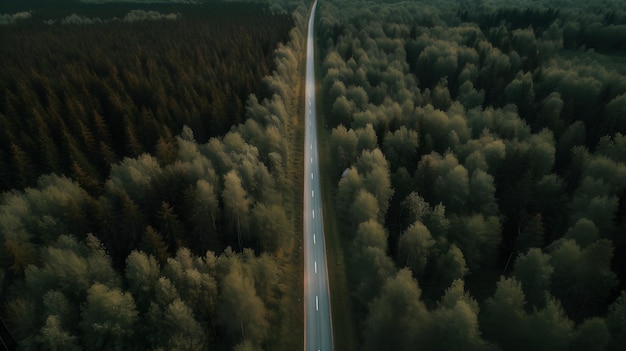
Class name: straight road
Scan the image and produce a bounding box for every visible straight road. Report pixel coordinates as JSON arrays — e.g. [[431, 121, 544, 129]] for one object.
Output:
[[303, 1, 333, 351]]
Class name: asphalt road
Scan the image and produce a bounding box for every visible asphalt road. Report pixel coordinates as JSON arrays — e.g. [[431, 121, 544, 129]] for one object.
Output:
[[303, 1, 333, 351]]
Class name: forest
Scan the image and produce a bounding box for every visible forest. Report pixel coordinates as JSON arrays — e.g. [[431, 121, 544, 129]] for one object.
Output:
[[2, 0, 626, 350], [0, 0, 311, 350], [0, 1, 294, 192], [316, 0, 626, 350]]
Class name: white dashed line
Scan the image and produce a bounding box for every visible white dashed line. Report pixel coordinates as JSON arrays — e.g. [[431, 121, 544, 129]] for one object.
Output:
[[312, 190, 314, 198], [316, 296, 319, 311], [311, 173, 313, 179], [315, 261, 317, 273], [314, 234, 316, 244], [310, 157, 313, 163], [312, 210, 315, 218]]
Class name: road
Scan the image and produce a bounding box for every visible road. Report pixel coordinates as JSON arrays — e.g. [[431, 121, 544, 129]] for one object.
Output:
[[303, 1, 333, 351]]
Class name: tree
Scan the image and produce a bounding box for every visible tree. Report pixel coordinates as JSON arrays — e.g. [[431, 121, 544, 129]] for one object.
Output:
[[5, 297, 38, 341], [218, 263, 269, 344], [350, 189, 380, 226], [451, 214, 501, 272], [251, 203, 291, 253], [504, 71, 535, 118], [363, 269, 430, 351], [402, 191, 430, 224], [352, 220, 387, 253], [458, 80, 485, 109], [222, 170, 251, 251], [188, 179, 221, 250], [607, 291, 626, 351], [481, 277, 529, 351], [79, 283, 138, 351], [125, 250, 161, 312], [397, 221, 434, 276], [161, 299, 207, 350], [42, 290, 77, 328], [139, 226, 169, 264], [572, 317, 611, 351], [602, 92, 626, 137], [435, 244, 469, 293], [526, 297, 573, 351], [513, 248, 553, 309], [157, 201, 185, 251], [336, 166, 363, 220], [434, 163, 469, 214], [468, 169, 498, 216], [38, 315, 80, 351], [565, 218, 599, 248], [549, 238, 618, 319], [430, 280, 492, 351], [358, 149, 394, 218], [556, 121, 586, 168], [2, 239, 37, 276], [355, 123, 378, 154], [383, 126, 419, 171], [331, 95, 356, 126], [351, 242, 396, 307]]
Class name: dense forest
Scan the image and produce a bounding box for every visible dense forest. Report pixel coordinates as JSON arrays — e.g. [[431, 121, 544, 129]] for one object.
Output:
[[317, 0, 626, 350], [3, 0, 626, 349], [0, 0, 311, 350], [0, 1, 294, 192]]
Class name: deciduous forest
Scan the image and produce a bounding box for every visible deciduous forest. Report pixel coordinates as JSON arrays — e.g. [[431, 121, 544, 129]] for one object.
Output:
[[0, 0, 310, 350], [318, 0, 626, 350]]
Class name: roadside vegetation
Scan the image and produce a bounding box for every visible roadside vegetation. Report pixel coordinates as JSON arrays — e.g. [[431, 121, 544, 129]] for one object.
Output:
[[317, 0, 626, 350]]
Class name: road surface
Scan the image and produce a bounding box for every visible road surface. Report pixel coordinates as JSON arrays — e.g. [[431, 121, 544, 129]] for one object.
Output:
[[303, 1, 333, 351]]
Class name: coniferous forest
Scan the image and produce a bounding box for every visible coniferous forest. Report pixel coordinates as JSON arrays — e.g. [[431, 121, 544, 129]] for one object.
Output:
[[1, 0, 626, 350]]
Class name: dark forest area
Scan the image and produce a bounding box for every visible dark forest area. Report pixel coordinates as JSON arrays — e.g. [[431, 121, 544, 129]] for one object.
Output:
[[317, 0, 626, 350], [0, 1, 293, 192], [0, 1, 310, 350]]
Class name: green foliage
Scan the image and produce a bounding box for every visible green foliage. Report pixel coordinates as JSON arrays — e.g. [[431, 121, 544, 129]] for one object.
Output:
[[79, 283, 138, 350], [572, 317, 611, 351], [397, 221, 434, 276], [0, 2, 295, 193], [363, 269, 430, 351], [513, 248, 553, 309], [218, 261, 269, 345], [0, 2, 308, 350], [607, 291, 626, 350], [320, 0, 626, 348]]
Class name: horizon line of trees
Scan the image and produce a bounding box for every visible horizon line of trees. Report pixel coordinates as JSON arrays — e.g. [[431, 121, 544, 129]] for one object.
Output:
[[318, 0, 626, 349]]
